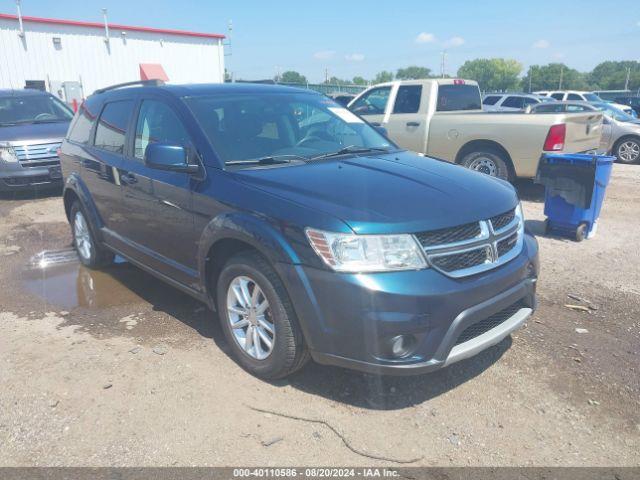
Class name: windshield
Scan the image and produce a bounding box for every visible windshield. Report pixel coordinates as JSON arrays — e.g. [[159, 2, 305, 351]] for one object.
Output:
[[0, 94, 74, 126], [185, 92, 395, 165], [583, 93, 602, 102], [594, 102, 636, 122]]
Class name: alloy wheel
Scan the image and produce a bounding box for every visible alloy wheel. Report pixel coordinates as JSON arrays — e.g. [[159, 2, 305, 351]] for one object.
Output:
[[74, 211, 92, 261], [226, 276, 275, 360], [618, 141, 640, 163]]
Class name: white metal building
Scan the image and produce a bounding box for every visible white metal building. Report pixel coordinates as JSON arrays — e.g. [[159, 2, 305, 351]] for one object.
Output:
[[0, 11, 225, 102]]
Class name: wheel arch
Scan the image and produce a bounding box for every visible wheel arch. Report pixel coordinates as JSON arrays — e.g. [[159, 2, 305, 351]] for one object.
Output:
[[198, 212, 303, 309], [63, 173, 105, 240]]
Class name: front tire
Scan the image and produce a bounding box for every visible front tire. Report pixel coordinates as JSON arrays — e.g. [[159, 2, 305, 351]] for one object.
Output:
[[216, 251, 309, 379], [615, 137, 640, 164], [70, 201, 114, 269], [460, 149, 512, 181]]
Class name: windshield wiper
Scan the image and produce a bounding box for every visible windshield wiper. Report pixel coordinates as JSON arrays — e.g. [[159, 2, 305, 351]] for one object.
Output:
[[226, 154, 307, 166], [311, 146, 391, 160]]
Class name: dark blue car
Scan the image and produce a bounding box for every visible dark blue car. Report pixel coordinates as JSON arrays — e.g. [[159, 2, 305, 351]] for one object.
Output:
[[59, 80, 539, 379], [0, 89, 73, 192]]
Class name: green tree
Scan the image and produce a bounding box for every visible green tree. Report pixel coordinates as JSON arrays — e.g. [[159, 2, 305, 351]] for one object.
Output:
[[277, 70, 307, 84], [457, 58, 522, 92], [373, 71, 394, 84], [352, 76, 368, 86], [396, 66, 432, 80], [588, 61, 640, 91], [521, 63, 588, 92]]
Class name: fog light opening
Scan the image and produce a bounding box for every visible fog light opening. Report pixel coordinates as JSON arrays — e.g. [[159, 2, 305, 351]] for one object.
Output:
[[390, 335, 416, 359]]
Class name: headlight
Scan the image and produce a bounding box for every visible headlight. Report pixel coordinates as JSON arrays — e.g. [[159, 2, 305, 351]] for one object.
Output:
[[306, 229, 427, 272], [0, 143, 18, 163]]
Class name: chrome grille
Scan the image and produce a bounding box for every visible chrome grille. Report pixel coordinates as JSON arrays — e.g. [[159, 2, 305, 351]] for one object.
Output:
[[416, 206, 523, 278], [416, 222, 482, 248], [490, 209, 516, 232], [13, 142, 61, 168], [430, 246, 491, 272]]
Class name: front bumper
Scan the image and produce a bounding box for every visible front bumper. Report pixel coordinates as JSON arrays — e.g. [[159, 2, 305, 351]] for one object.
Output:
[[0, 164, 62, 191], [277, 233, 539, 375]]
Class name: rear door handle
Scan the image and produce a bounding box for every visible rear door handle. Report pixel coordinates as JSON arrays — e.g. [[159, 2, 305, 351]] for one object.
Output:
[[121, 173, 137, 185], [406, 121, 420, 127], [370, 122, 381, 126]]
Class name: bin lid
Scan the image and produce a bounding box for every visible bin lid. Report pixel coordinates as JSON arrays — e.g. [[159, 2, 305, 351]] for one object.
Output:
[[543, 153, 615, 166]]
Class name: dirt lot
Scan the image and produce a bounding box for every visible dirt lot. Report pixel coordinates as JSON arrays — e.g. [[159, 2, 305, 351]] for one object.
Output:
[[0, 166, 638, 467]]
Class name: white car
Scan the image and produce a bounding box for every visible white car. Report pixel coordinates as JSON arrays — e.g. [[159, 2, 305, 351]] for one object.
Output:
[[482, 93, 555, 112], [535, 90, 635, 117]]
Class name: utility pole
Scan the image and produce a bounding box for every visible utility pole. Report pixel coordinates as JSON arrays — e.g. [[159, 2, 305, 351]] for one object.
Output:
[[324, 68, 329, 84], [440, 50, 447, 78], [558, 65, 564, 90], [624, 67, 631, 91], [528, 68, 533, 93]]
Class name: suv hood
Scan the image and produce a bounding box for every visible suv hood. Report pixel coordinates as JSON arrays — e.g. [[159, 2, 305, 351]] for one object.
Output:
[[0, 121, 70, 143], [234, 151, 519, 234]]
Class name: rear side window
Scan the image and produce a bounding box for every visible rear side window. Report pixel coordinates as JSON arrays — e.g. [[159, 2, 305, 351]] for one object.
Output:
[[483, 96, 501, 106], [567, 93, 583, 101], [551, 93, 565, 100], [501, 96, 525, 109], [134, 100, 191, 160], [67, 102, 98, 144], [94, 100, 135, 154], [437, 85, 482, 111], [393, 85, 422, 114]]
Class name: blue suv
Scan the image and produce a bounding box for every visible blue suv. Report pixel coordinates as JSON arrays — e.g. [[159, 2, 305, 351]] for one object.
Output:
[[59, 80, 539, 379]]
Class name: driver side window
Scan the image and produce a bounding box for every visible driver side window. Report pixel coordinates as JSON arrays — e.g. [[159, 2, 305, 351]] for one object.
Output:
[[134, 100, 191, 160], [350, 87, 391, 116]]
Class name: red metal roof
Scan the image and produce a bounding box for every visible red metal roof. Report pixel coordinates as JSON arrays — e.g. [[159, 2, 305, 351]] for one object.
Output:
[[0, 12, 225, 39]]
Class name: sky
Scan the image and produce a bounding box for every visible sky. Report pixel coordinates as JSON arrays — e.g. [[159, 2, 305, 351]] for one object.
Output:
[[5, 0, 640, 82]]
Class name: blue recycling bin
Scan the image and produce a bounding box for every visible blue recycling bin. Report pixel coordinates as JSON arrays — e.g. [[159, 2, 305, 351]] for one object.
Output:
[[536, 153, 614, 241]]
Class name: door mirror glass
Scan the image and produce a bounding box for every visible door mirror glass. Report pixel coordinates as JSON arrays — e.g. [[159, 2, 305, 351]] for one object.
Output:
[[144, 143, 198, 173]]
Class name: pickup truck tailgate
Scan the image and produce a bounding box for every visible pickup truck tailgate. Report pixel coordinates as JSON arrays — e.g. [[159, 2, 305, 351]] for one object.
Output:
[[561, 112, 603, 153]]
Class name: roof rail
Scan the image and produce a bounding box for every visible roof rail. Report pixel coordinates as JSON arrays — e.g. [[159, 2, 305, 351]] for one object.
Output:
[[93, 79, 165, 95]]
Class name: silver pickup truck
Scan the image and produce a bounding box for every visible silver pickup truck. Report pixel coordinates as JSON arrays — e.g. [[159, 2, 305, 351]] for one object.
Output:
[[348, 79, 603, 180]]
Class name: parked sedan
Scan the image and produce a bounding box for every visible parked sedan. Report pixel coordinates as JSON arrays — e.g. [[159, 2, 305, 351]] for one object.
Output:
[[482, 93, 553, 112], [526, 101, 599, 113], [593, 102, 640, 164]]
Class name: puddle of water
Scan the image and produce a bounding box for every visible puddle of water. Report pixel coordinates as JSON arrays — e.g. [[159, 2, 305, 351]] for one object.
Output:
[[23, 249, 198, 312], [23, 261, 145, 310]]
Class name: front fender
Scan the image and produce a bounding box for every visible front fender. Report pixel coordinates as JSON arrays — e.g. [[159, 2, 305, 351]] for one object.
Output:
[[197, 211, 303, 289]]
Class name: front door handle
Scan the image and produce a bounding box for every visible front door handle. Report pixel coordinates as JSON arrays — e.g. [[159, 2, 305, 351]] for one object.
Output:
[[121, 173, 137, 185], [370, 122, 381, 126], [406, 121, 421, 127]]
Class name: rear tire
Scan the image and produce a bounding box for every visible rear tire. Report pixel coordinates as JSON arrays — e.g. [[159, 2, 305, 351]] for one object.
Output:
[[460, 149, 512, 181], [70, 201, 114, 269], [216, 251, 310, 379], [614, 137, 640, 164]]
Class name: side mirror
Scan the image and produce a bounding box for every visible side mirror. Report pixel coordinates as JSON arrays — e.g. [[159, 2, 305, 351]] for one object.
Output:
[[144, 143, 199, 174], [351, 105, 370, 114]]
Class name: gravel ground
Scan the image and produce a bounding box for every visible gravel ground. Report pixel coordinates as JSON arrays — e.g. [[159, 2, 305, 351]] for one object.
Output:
[[0, 165, 638, 467]]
